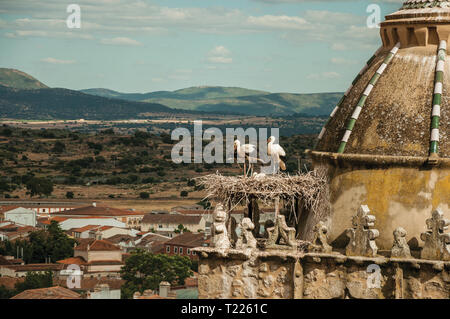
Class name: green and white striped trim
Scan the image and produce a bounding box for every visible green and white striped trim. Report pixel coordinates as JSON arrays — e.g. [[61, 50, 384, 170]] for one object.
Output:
[[337, 42, 401, 153], [317, 46, 383, 141], [430, 40, 446, 155]]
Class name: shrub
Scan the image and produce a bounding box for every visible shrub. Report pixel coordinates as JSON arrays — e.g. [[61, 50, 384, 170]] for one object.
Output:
[[139, 192, 150, 199], [180, 190, 188, 197], [65, 191, 74, 199]]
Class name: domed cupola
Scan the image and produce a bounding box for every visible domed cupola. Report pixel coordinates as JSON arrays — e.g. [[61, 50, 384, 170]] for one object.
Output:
[[308, 0, 450, 250], [315, 0, 450, 161]]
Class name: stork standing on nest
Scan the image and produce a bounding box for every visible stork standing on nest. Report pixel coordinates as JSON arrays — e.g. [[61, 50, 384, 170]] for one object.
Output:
[[267, 136, 286, 174], [234, 140, 258, 177]]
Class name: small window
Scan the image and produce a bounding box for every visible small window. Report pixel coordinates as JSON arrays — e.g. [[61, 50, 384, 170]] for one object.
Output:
[[174, 247, 178, 253], [179, 247, 183, 254], [187, 249, 191, 255], [158, 224, 162, 228], [192, 251, 196, 255], [166, 246, 170, 253]]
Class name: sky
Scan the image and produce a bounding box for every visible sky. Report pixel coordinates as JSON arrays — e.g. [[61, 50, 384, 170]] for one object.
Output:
[[0, 0, 403, 93]]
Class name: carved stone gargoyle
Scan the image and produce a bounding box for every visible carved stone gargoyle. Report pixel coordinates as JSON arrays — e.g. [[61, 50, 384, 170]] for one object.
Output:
[[211, 204, 231, 249], [391, 227, 411, 258], [345, 205, 379, 257], [236, 217, 257, 249], [308, 221, 332, 253], [265, 215, 297, 250], [420, 208, 450, 261]]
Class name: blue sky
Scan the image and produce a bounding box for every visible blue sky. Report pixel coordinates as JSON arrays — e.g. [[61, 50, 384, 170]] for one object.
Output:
[[0, 0, 402, 93]]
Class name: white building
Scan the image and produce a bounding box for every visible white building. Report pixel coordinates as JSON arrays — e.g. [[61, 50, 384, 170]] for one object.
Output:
[[41, 217, 126, 231], [3, 207, 36, 227]]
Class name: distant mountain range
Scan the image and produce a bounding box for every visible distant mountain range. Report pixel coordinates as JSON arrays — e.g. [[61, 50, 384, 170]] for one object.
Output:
[[0, 85, 173, 120], [0, 68, 342, 119], [81, 87, 342, 116]]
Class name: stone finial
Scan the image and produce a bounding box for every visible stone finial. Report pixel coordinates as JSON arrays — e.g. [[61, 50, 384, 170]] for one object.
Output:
[[420, 208, 450, 261], [236, 217, 257, 249], [265, 215, 297, 250], [391, 227, 411, 258], [229, 216, 238, 245], [309, 221, 332, 253], [345, 205, 379, 257], [211, 204, 231, 249]]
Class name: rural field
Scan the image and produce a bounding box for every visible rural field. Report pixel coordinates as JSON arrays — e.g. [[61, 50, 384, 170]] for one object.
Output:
[[0, 124, 316, 211]]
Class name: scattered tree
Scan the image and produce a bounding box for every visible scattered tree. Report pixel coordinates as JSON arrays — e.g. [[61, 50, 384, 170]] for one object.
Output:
[[52, 141, 66, 153], [120, 250, 193, 299], [174, 224, 190, 234], [180, 190, 188, 197], [25, 177, 53, 198], [139, 192, 150, 199], [65, 191, 74, 199], [14, 271, 53, 294]]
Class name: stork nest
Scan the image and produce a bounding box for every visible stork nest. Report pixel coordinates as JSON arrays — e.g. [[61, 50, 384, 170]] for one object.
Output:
[[195, 170, 328, 214]]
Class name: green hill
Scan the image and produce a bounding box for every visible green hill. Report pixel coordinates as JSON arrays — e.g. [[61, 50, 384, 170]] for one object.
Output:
[[81, 86, 342, 116], [0, 85, 176, 120], [81, 86, 268, 102], [0, 68, 48, 89]]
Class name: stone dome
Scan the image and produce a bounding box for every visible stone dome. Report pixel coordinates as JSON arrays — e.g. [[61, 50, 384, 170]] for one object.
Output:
[[306, 0, 450, 251], [315, 0, 450, 161]]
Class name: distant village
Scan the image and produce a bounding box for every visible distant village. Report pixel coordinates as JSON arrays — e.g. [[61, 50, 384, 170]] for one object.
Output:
[[0, 200, 276, 299]]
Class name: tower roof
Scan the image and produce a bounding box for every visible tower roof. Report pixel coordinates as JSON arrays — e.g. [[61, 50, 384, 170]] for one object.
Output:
[[314, 1, 450, 163], [400, 0, 450, 10]]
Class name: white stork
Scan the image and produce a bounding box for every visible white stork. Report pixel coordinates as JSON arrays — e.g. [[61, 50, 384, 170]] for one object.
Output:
[[267, 136, 286, 174], [234, 140, 258, 176]]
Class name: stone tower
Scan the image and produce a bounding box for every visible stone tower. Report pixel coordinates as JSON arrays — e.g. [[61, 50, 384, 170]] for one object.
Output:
[[310, 0, 450, 250]]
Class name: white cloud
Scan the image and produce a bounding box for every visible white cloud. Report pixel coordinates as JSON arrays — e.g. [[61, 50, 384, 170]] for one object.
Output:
[[100, 37, 142, 46], [0, 1, 383, 51], [208, 56, 233, 64], [207, 45, 233, 64], [331, 43, 348, 51], [41, 57, 76, 64], [247, 15, 309, 30], [209, 46, 231, 57], [331, 57, 356, 65], [307, 71, 340, 80]]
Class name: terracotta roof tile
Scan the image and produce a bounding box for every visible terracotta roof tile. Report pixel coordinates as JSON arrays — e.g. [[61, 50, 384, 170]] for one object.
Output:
[[11, 286, 81, 299], [74, 239, 121, 251], [142, 214, 203, 225], [54, 206, 144, 217], [165, 233, 210, 247], [0, 277, 24, 289], [107, 234, 136, 244], [56, 256, 87, 265], [174, 209, 213, 215], [97, 225, 114, 231], [86, 260, 123, 265], [1, 263, 64, 272], [72, 225, 99, 233], [0, 256, 13, 265], [56, 278, 125, 290]]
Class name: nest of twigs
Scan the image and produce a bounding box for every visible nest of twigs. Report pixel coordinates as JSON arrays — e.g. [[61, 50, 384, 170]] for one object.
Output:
[[195, 170, 328, 215]]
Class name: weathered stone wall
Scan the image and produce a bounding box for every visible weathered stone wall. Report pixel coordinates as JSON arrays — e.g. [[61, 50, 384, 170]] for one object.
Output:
[[308, 154, 450, 250], [195, 248, 450, 299]]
